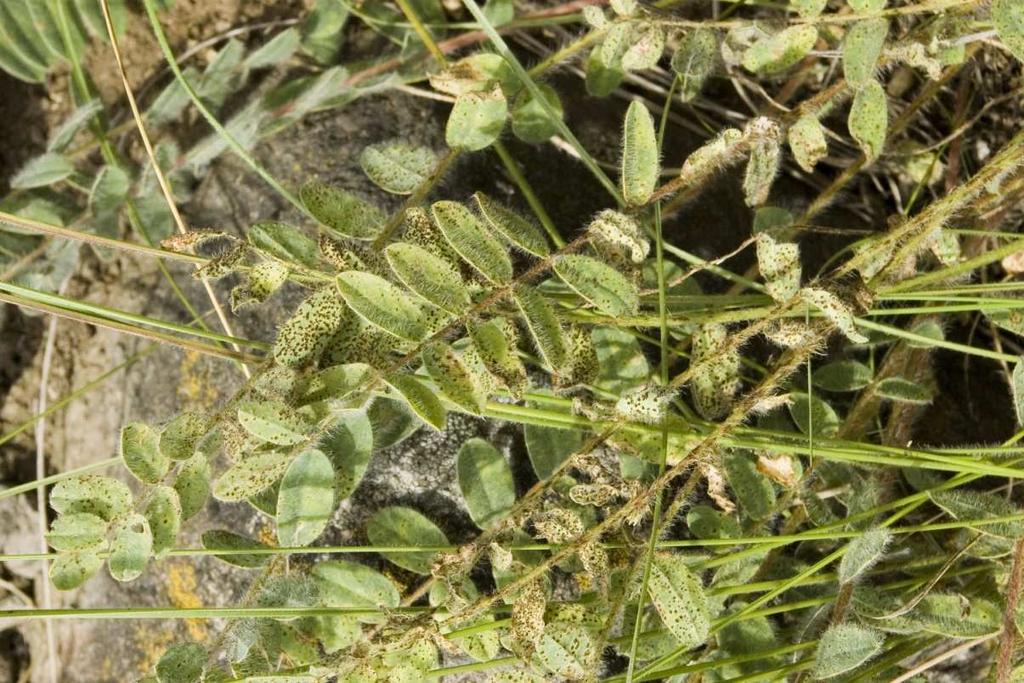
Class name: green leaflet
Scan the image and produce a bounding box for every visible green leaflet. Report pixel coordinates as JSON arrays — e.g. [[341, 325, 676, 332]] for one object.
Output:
[[359, 141, 437, 194], [623, 23, 665, 71], [108, 513, 153, 582], [314, 560, 400, 624], [47, 512, 108, 552], [10, 152, 74, 189], [586, 44, 625, 97], [648, 552, 711, 648], [200, 529, 270, 568], [446, 86, 508, 152], [52, 102, 102, 153], [193, 40, 246, 114], [593, 326, 649, 394], [621, 100, 659, 205], [483, 0, 514, 26], [367, 396, 421, 450], [588, 209, 649, 264], [555, 254, 638, 317], [300, 181, 385, 240], [474, 192, 550, 257], [929, 489, 1024, 538], [385, 373, 447, 431], [724, 452, 776, 521], [456, 438, 515, 528], [514, 286, 568, 370], [145, 485, 182, 559], [336, 271, 426, 341], [213, 451, 294, 502], [848, 80, 888, 162], [121, 422, 170, 484], [848, 0, 886, 12], [317, 410, 373, 500], [233, 260, 289, 310], [843, 19, 888, 88], [743, 137, 781, 207], [993, 0, 1024, 64], [690, 323, 740, 420], [610, 0, 637, 17], [801, 287, 868, 343], [237, 400, 308, 445], [248, 222, 319, 267], [422, 342, 487, 415], [277, 448, 335, 547], [535, 623, 596, 679], [301, 0, 350, 64], [245, 26, 300, 69], [582, 5, 606, 28], [756, 233, 801, 302], [273, 286, 349, 367], [812, 624, 883, 679], [51, 475, 133, 522], [792, 0, 827, 18], [366, 506, 449, 574], [89, 164, 130, 218], [672, 28, 717, 102], [614, 382, 671, 425], [874, 377, 933, 404], [155, 642, 206, 683], [302, 364, 373, 405], [559, 323, 600, 389], [687, 505, 740, 540], [468, 319, 527, 396], [839, 528, 891, 584], [813, 359, 873, 392], [384, 242, 471, 314], [0, 0, 52, 83], [789, 392, 840, 437], [915, 594, 1001, 638], [174, 452, 211, 521], [717, 608, 777, 661], [788, 115, 828, 173], [50, 551, 103, 591], [431, 200, 513, 284], [160, 411, 208, 461], [742, 25, 818, 74], [510, 83, 563, 144]]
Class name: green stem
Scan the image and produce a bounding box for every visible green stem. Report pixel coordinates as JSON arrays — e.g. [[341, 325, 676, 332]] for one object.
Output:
[[0, 458, 120, 503], [0, 281, 268, 350], [492, 140, 565, 248]]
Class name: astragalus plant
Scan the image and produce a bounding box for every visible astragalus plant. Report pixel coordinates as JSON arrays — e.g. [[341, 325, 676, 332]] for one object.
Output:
[[4, 0, 1024, 681]]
